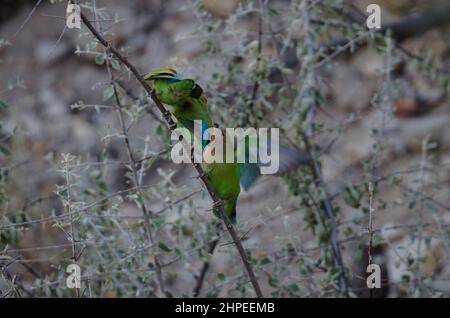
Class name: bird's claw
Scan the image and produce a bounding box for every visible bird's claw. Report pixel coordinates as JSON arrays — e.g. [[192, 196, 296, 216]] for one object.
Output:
[[212, 200, 224, 210]]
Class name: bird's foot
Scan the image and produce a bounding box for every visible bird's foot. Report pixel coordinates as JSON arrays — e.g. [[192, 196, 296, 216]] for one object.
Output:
[[212, 200, 224, 210]]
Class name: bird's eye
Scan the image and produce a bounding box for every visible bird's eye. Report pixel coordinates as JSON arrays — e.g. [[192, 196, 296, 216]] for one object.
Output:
[[190, 84, 203, 98]]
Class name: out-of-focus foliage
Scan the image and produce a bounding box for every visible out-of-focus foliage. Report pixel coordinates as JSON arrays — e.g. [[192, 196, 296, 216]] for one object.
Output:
[[0, 0, 449, 298]]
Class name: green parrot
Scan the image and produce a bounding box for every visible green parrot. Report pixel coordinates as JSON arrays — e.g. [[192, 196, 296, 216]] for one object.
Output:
[[143, 68, 213, 138], [203, 125, 309, 224]]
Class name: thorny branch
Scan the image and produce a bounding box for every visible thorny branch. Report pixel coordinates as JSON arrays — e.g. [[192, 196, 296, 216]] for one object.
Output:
[[93, 0, 166, 293], [193, 0, 265, 297], [247, 0, 264, 121], [60, 155, 80, 297], [367, 182, 375, 297], [110, 68, 166, 295], [273, 2, 450, 78], [79, 10, 264, 298], [192, 233, 220, 297], [299, 0, 348, 296]]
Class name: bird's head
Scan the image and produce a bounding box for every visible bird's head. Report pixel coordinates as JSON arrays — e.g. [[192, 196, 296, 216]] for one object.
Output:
[[143, 67, 204, 103]]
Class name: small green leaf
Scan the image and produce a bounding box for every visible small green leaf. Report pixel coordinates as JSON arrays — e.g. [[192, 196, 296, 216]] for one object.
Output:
[[158, 241, 172, 252], [156, 125, 164, 136], [115, 83, 126, 99], [111, 59, 121, 71], [103, 85, 114, 101], [288, 283, 300, 292], [0, 100, 9, 110], [95, 54, 105, 65], [0, 144, 11, 156], [217, 273, 226, 281], [269, 8, 279, 16], [96, 180, 108, 193], [343, 185, 362, 208], [268, 275, 279, 288], [164, 291, 173, 298]]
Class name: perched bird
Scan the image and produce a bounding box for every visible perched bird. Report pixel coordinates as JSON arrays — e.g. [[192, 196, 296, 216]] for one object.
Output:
[[203, 125, 309, 223], [143, 68, 213, 138], [144, 68, 309, 223]]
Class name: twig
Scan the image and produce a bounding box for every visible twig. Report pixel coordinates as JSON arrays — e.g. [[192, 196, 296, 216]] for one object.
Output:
[[90, 0, 165, 295], [0, 268, 22, 298], [112, 71, 166, 294], [398, 184, 450, 212], [299, 0, 348, 296], [364, 34, 393, 298], [275, 3, 450, 75], [266, 5, 294, 98], [79, 10, 263, 298], [0, 184, 158, 230], [246, 0, 264, 122], [192, 0, 264, 296], [118, 81, 167, 127], [412, 138, 429, 295], [367, 182, 375, 298], [63, 155, 80, 298], [192, 234, 220, 297]]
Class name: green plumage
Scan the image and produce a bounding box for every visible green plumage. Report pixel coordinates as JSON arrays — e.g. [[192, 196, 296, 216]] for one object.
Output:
[[144, 68, 309, 224], [144, 68, 237, 222], [202, 127, 242, 223], [144, 69, 212, 134], [204, 160, 240, 224]]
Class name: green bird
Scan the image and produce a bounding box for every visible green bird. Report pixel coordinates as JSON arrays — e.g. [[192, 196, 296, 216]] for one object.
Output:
[[143, 68, 213, 138], [203, 125, 309, 224], [144, 68, 309, 224], [203, 126, 241, 224]]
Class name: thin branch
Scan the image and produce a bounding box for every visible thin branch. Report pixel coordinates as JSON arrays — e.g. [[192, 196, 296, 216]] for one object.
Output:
[[192, 234, 220, 297], [63, 155, 80, 298], [273, 2, 450, 76], [0, 183, 158, 230], [246, 0, 264, 122], [91, 0, 165, 294], [112, 72, 166, 294], [79, 10, 263, 298], [9, 0, 43, 39], [367, 182, 375, 298], [299, 0, 348, 296], [191, 221, 233, 298], [192, 0, 264, 296]]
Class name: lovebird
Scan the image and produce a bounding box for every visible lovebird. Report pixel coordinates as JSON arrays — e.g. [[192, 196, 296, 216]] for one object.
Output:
[[203, 125, 309, 224], [143, 68, 213, 138]]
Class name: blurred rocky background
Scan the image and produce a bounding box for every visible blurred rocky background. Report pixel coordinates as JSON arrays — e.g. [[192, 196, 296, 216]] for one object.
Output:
[[0, 0, 449, 298]]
